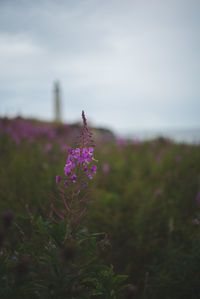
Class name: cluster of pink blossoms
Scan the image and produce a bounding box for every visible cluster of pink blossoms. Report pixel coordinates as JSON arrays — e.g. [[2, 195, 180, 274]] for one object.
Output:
[[56, 110, 97, 188], [56, 146, 97, 186]]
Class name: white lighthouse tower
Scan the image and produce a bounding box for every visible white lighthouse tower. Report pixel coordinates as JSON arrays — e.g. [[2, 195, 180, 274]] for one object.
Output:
[[54, 81, 62, 123]]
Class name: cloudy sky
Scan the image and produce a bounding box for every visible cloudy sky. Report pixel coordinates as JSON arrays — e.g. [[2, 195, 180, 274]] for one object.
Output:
[[0, 0, 199, 134]]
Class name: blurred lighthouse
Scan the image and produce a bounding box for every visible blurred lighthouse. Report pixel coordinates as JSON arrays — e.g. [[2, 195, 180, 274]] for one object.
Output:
[[54, 81, 62, 123]]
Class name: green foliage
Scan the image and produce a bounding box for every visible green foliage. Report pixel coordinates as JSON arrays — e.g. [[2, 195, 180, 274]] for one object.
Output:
[[0, 215, 127, 298], [1, 119, 200, 297]]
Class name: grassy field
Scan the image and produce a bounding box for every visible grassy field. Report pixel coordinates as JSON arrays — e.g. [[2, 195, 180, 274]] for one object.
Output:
[[1, 116, 200, 298]]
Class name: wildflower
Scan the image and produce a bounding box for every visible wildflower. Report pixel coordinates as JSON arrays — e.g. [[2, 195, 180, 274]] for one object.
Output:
[[194, 218, 200, 225], [70, 174, 77, 183], [133, 138, 140, 147], [90, 165, 97, 174], [154, 188, 163, 197], [102, 162, 110, 173], [196, 191, 200, 204], [45, 143, 52, 152], [87, 173, 92, 179], [61, 144, 67, 153], [56, 175, 61, 183], [63, 146, 97, 185], [52, 111, 97, 232], [117, 137, 126, 148]]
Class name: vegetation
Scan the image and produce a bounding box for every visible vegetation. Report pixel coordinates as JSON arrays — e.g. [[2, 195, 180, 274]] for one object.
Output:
[[0, 115, 200, 298]]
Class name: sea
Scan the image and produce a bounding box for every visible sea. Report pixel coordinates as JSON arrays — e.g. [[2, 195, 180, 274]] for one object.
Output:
[[123, 128, 200, 144]]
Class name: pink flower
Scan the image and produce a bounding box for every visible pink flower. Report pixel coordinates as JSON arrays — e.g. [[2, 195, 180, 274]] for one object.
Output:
[[196, 191, 200, 204], [70, 174, 77, 183], [102, 163, 110, 173], [56, 175, 61, 183], [90, 165, 97, 174], [56, 111, 97, 189], [117, 137, 126, 149], [194, 218, 200, 225], [133, 138, 140, 147], [155, 188, 163, 196], [45, 143, 52, 152], [61, 144, 67, 153]]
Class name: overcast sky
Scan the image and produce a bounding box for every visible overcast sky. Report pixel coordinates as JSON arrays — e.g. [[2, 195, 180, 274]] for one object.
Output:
[[0, 0, 199, 133]]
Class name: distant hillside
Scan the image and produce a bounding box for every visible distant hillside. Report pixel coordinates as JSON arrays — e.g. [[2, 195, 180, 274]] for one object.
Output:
[[0, 116, 115, 142]]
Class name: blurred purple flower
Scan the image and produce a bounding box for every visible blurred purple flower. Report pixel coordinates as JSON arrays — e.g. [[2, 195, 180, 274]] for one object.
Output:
[[45, 143, 52, 152], [117, 137, 126, 149], [133, 138, 140, 147], [56, 175, 61, 183], [64, 180, 69, 186], [194, 218, 200, 225], [102, 163, 110, 173], [61, 144, 67, 153], [155, 188, 163, 196], [90, 165, 97, 174], [196, 191, 200, 204], [70, 174, 77, 183], [87, 173, 92, 179]]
